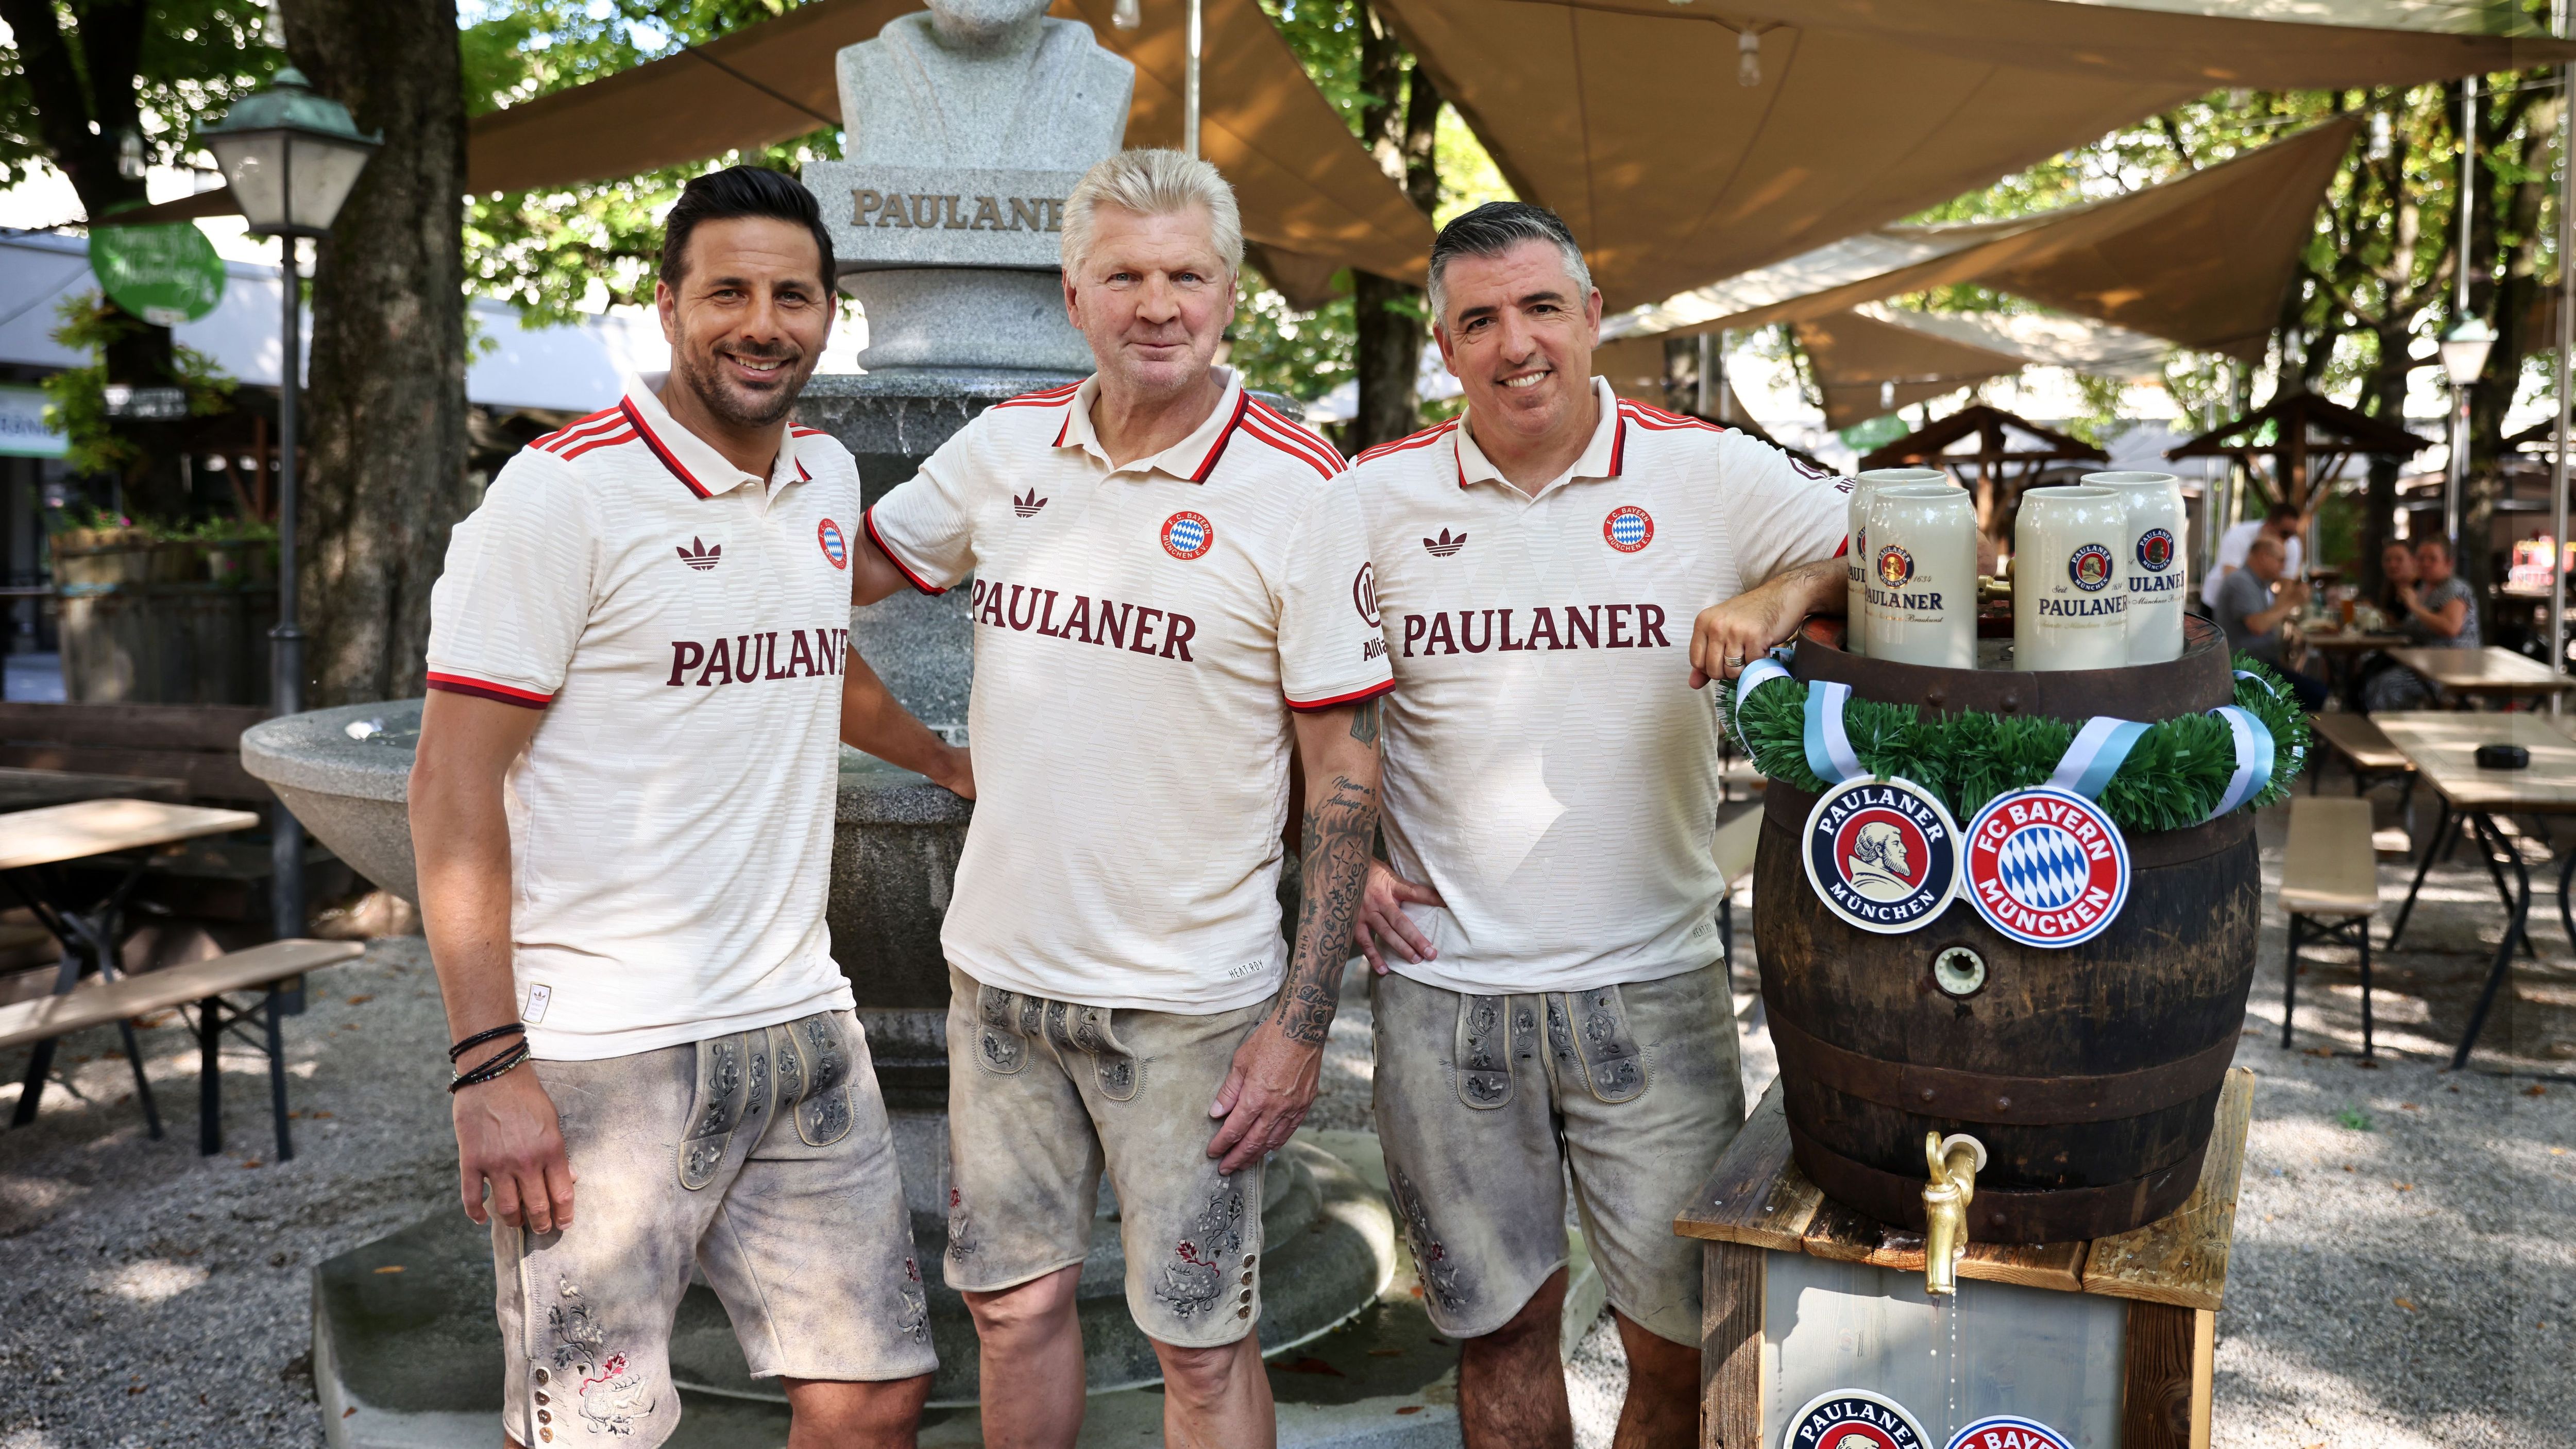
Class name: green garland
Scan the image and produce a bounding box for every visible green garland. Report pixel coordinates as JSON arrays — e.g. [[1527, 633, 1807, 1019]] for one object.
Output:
[[1720, 653, 2310, 835]]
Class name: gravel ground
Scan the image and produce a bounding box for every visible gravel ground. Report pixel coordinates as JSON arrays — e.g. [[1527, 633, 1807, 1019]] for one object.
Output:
[[3, 777, 2571, 1447]]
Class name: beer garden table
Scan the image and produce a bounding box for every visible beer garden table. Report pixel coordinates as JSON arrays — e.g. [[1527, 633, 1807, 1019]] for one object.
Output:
[[2384, 646, 2575, 708], [4, 798, 264, 1133], [2374, 711, 2576, 1068]]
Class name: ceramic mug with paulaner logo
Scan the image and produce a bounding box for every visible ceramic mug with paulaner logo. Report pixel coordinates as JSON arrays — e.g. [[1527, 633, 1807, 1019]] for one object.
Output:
[[2012, 485, 2129, 672], [1845, 468, 1951, 657], [2082, 470, 2188, 664], [1863, 483, 1979, 670]]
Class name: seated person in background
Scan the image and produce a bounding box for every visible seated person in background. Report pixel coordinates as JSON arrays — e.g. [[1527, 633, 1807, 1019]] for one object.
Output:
[[2214, 535, 2328, 710], [2201, 502, 2309, 611], [2343, 540, 2418, 711], [2365, 537, 2481, 713]]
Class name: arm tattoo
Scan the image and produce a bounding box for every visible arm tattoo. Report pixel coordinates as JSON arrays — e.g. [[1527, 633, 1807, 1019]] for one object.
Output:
[[1276, 771, 1378, 1045], [1348, 697, 1381, 745]]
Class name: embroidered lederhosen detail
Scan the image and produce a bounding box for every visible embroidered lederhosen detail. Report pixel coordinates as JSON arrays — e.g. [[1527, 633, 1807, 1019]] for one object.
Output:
[[677, 1034, 747, 1190], [795, 1014, 854, 1147], [1388, 1166, 1468, 1315], [1454, 993, 1512, 1109], [1152, 1175, 1249, 1320], [896, 1256, 931, 1344], [946, 1185, 978, 1264], [539, 1277, 658, 1440], [1562, 986, 1647, 1104], [976, 983, 1026, 1074], [1077, 1004, 1140, 1102]]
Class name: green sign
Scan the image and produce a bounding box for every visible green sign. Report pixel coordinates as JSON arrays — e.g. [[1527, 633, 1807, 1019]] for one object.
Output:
[[88, 223, 225, 327]]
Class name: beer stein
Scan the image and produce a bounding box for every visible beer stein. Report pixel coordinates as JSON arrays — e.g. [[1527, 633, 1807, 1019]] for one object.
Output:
[[2013, 485, 2129, 671]]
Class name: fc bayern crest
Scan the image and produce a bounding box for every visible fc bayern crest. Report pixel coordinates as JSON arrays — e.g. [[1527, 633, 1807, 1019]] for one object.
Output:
[[1161, 510, 1214, 560], [1802, 776, 1960, 935], [1603, 505, 1654, 553], [1947, 1416, 2076, 1449], [1875, 546, 1914, 588], [1963, 786, 2131, 948], [817, 519, 849, 569], [1783, 1389, 1928, 1449], [2135, 527, 2175, 574], [2067, 542, 2114, 591]]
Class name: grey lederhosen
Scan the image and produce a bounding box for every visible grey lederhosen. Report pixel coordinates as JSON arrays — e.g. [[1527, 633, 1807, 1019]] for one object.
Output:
[[942, 965, 1271, 1348], [493, 1010, 935, 1448], [1370, 964, 1743, 1344]]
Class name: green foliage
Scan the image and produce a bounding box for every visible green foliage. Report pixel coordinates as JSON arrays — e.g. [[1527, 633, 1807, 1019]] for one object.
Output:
[[459, 2, 839, 324], [1229, 267, 1357, 403], [2334, 1105, 2375, 1132], [0, 0, 281, 192], [39, 291, 232, 476], [1720, 653, 2311, 834]]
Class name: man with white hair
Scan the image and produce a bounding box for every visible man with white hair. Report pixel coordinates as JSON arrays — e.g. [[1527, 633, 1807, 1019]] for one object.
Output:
[[852, 149, 1390, 1448], [1345, 201, 1852, 1449]]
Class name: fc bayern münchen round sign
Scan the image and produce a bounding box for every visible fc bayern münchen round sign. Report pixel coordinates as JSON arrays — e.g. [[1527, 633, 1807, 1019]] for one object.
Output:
[[1783, 1389, 1928, 1449], [1946, 1415, 2076, 1449], [1802, 776, 1960, 935], [1962, 786, 2131, 948]]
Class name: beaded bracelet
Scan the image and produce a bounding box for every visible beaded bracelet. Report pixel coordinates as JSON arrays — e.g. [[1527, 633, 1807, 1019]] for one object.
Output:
[[448, 1022, 526, 1063], [448, 1040, 531, 1094]]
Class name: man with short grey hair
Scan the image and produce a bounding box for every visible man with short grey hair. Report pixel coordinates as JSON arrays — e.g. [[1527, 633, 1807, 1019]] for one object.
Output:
[[852, 148, 1390, 1449], [1345, 200, 1853, 1449]]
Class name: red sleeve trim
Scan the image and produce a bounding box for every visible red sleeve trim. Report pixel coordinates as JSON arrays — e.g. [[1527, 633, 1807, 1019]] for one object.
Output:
[[1285, 678, 1394, 712], [427, 672, 553, 709], [1835, 536, 1849, 558], [861, 507, 945, 596]]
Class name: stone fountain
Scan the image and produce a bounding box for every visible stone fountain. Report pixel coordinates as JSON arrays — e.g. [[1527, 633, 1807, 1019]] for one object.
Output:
[[243, 0, 1400, 1433]]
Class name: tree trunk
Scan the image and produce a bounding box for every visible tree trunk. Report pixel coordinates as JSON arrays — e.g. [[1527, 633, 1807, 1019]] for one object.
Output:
[[2356, 318, 2411, 600], [1350, 9, 1439, 453], [281, 0, 470, 706]]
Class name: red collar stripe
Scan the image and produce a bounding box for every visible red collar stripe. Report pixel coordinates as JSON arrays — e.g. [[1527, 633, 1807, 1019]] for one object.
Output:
[[427, 671, 552, 709], [1287, 678, 1395, 712], [534, 408, 623, 453], [618, 398, 714, 499], [1053, 412, 1073, 448], [1606, 413, 1626, 478], [789, 425, 828, 437], [1188, 391, 1253, 483], [1354, 421, 1454, 466], [557, 427, 636, 462], [861, 507, 945, 596], [1240, 405, 1343, 480]]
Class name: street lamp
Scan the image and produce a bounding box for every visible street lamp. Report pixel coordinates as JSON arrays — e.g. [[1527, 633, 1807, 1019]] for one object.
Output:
[[2439, 314, 2495, 551], [201, 68, 378, 944]]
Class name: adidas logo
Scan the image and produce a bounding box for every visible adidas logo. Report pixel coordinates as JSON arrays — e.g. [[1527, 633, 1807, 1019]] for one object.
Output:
[[1013, 489, 1047, 518], [676, 537, 721, 571], [1422, 528, 1468, 557]]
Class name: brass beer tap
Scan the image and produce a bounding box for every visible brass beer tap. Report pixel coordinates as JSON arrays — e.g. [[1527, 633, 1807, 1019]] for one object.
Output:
[[1920, 1131, 1988, 1297]]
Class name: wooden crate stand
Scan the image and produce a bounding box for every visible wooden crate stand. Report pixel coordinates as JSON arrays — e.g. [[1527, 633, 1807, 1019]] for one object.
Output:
[[1680, 1068, 2253, 1449]]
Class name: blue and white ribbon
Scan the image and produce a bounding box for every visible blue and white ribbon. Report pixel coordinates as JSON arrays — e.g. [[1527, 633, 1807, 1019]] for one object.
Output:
[[2233, 669, 2304, 766], [1802, 679, 1866, 786], [2045, 716, 2150, 802], [2206, 704, 2276, 819], [1725, 655, 1794, 755]]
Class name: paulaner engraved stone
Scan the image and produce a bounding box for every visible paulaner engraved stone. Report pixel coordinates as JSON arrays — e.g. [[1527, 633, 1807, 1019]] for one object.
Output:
[[806, 0, 1135, 370]]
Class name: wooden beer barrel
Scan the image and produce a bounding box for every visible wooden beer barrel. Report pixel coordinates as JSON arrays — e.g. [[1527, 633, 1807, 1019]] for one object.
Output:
[[1753, 616, 2258, 1242]]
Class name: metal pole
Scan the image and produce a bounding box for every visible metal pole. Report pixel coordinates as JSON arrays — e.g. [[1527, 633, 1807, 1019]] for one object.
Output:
[[1183, 0, 1202, 160], [270, 235, 304, 943], [2554, 1, 2573, 703], [2451, 75, 2478, 550], [1696, 331, 1714, 417]]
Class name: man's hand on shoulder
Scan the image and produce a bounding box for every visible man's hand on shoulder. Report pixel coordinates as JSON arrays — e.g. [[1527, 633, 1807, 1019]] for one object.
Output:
[[453, 1063, 577, 1234]]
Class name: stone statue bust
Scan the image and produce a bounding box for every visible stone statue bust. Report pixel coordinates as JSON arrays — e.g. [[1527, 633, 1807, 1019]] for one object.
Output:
[[837, 0, 1132, 171]]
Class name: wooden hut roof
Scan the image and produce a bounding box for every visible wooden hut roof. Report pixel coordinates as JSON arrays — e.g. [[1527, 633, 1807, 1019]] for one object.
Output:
[[2164, 391, 2427, 461], [1857, 403, 2107, 472]]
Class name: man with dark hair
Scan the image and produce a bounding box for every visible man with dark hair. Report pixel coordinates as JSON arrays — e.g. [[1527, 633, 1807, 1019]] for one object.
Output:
[[412, 165, 960, 1448], [1344, 199, 1853, 1449], [2202, 501, 2309, 609]]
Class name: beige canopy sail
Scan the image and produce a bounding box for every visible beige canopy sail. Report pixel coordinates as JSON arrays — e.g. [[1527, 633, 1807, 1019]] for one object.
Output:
[[1795, 304, 2171, 431], [107, 0, 1432, 294], [1370, 0, 2568, 309], [1606, 116, 2359, 361]]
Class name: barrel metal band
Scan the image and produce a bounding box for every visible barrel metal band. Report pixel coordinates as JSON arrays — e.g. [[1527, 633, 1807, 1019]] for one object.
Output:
[[1765, 1010, 2241, 1127], [1787, 1128, 2210, 1245]]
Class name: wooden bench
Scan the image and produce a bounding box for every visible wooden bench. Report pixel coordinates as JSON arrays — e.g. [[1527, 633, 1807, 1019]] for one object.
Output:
[[2309, 711, 2415, 799], [0, 702, 272, 803], [1713, 806, 1762, 986], [2281, 796, 2381, 1056], [1, 937, 364, 1157]]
